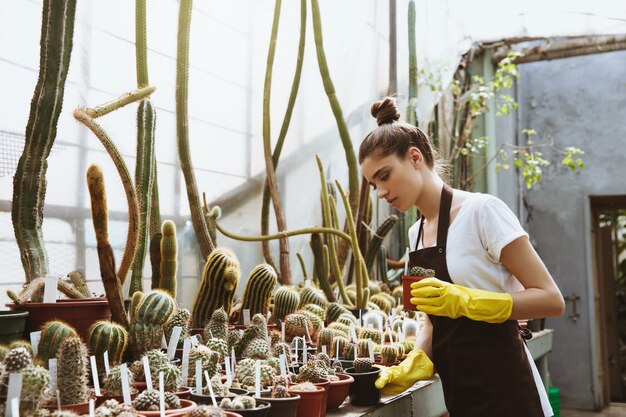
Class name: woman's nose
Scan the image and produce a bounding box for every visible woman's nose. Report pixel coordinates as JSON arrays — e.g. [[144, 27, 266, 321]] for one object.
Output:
[[377, 188, 388, 199]]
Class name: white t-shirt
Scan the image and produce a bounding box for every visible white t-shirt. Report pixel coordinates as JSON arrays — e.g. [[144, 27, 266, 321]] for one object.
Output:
[[408, 192, 528, 293], [408, 191, 553, 417]]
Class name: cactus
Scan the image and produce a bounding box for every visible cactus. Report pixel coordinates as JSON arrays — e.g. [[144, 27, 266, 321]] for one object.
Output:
[[341, 342, 356, 360], [206, 338, 228, 362], [240, 264, 278, 322], [188, 346, 220, 380], [156, 362, 182, 392], [409, 266, 436, 277], [149, 232, 162, 290], [20, 364, 49, 413], [352, 357, 373, 373], [130, 290, 176, 356], [0, 346, 8, 362], [187, 405, 227, 417], [298, 287, 328, 311], [301, 303, 325, 320], [0, 347, 33, 396], [164, 307, 191, 347], [330, 336, 349, 359], [158, 220, 178, 297], [57, 336, 90, 406], [8, 340, 33, 356], [204, 307, 228, 341], [271, 384, 291, 398], [380, 345, 399, 365], [134, 389, 180, 411], [235, 325, 263, 357], [192, 248, 240, 327], [129, 290, 144, 322], [243, 338, 269, 359], [336, 313, 357, 327], [272, 287, 300, 323], [297, 310, 322, 340], [88, 320, 128, 373], [295, 360, 328, 383], [370, 293, 393, 314], [289, 382, 317, 391], [359, 328, 383, 345], [251, 313, 269, 340], [37, 321, 78, 365], [102, 364, 134, 396], [86, 164, 130, 329], [317, 328, 342, 353], [11, 0, 77, 289], [327, 322, 350, 337], [356, 339, 372, 357], [364, 215, 399, 273], [271, 342, 290, 358], [284, 313, 313, 342], [326, 302, 350, 323]]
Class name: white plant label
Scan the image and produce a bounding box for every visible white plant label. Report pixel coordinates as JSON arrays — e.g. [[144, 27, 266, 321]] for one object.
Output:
[[89, 398, 95, 417], [159, 371, 165, 417], [48, 359, 57, 392], [90, 355, 101, 396], [303, 343, 308, 363], [304, 279, 312, 288], [404, 247, 409, 275], [161, 333, 167, 349], [335, 339, 340, 361], [225, 356, 232, 386], [181, 338, 191, 382], [191, 335, 200, 346], [195, 360, 202, 395], [142, 356, 153, 391], [254, 360, 261, 398], [43, 275, 58, 303], [6, 373, 22, 417], [281, 322, 285, 342], [120, 363, 131, 405], [367, 339, 375, 362], [29, 331, 41, 357], [8, 398, 19, 417], [205, 371, 217, 407], [167, 326, 183, 360], [279, 354, 287, 377], [243, 309, 251, 325], [350, 327, 358, 343], [321, 345, 327, 355], [103, 351, 110, 376]]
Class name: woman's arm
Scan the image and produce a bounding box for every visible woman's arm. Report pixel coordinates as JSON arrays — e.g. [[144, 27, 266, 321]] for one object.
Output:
[[413, 313, 433, 357], [500, 236, 565, 320]]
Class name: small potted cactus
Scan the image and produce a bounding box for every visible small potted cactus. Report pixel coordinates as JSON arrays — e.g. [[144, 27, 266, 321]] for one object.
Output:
[[401, 266, 435, 311], [343, 358, 381, 406], [287, 382, 325, 417], [97, 364, 139, 405], [219, 395, 271, 417], [256, 376, 300, 417], [190, 375, 248, 406], [180, 404, 245, 417], [132, 388, 197, 416]]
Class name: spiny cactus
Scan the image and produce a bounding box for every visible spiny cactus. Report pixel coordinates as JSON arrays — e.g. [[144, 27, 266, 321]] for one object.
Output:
[[134, 389, 180, 411], [204, 307, 228, 341], [336, 313, 357, 326], [164, 307, 191, 347], [359, 328, 383, 344], [364, 215, 399, 273], [243, 338, 269, 359], [188, 346, 220, 380], [353, 357, 374, 373], [271, 342, 290, 358], [88, 320, 128, 373], [341, 341, 356, 360], [271, 383, 291, 398], [0, 345, 8, 362], [317, 328, 343, 353], [295, 360, 328, 383], [409, 266, 436, 277], [20, 364, 50, 413], [380, 345, 399, 365], [235, 325, 263, 357], [326, 302, 351, 323], [240, 264, 277, 322], [220, 395, 257, 410], [272, 286, 300, 323], [288, 382, 317, 391], [298, 287, 328, 310], [8, 340, 33, 356], [370, 293, 393, 314], [284, 313, 313, 342], [206, 338, 228, 362], [158, 220, 178, 297], [102, 364, 134, 396], [156, 362, 182, 392], [327, 322, 350, 337], [251, 313, 269, 340], [130, 289, 175, 356], [185, 405, 227, 417], [11, 0, 78, 289], [0, 347, 33, 396], [129, 290, 144, 322], [356, 339, 372, 358], [235, 359, 276, 387], [192, 248, 240, 327], [143, 349, 170, 375], [301, 303, 325, 320], [36, 320, 77, 365], [57, 336, 90, 406]]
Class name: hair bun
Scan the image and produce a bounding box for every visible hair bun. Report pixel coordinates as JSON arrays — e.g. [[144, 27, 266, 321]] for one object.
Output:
[[371, 97, 401, 126]]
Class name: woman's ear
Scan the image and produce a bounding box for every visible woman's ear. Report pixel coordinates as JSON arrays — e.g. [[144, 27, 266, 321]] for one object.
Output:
[[407, 147, 424, 167]]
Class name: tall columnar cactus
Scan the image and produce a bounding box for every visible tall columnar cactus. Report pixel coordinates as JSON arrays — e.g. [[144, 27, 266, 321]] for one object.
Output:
[[130, 290, 175, 356], [240, 264, 278, 321], [272, 287, 300, 323], [406, 0, 418, 127], [11, 0, 77, 289], [364, 215, 399, 273], [57, 336, 90, 406], [158, 220, 178, 298], [88, 320, 128, 372], [149, 232, 162, 290], [129, 98, 156, 295], [192, 248, 240, 327], [37, 321, 77, 365], [86, 164, 130, 329]]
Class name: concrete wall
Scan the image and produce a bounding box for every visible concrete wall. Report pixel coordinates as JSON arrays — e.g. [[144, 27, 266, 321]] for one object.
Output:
[[510, 49, 626, 410]]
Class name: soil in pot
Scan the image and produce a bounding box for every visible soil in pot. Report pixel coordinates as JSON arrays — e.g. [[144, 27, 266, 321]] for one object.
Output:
[[344, 367, 381, 406], [257, 392, 300, 417], [326, 373, 354, 410], [0, 310, 28, 345]]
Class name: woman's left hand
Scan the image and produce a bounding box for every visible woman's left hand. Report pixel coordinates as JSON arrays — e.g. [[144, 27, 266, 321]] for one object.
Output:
[[410, 278, 513, 324]]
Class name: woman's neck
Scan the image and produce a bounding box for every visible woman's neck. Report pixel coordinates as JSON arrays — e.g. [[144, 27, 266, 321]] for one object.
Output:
[[416, 173, 445, 223]]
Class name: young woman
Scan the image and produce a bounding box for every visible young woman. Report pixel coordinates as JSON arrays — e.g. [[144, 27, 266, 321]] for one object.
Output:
[[359, 97, 565, 417]]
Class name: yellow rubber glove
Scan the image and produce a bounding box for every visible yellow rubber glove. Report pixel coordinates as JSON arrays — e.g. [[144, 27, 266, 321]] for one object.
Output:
[[410, 277, 513, 324], [375, 348, 434, 395]]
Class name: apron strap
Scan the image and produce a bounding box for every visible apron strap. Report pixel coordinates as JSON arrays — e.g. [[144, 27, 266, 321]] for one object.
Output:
[[414, 183, 454, 251]]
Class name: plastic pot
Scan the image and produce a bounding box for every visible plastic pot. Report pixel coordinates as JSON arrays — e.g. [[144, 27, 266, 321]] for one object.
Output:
[[287, 385, 325, 417], [257, 392, 300, 417], [401, 275, 428, 311], [344, 367, 381, 406], [190, 387, 248, 405], [95, 390, 138, 406], [0, 310, 28, 345], [221, 400, 271, 417], [135, 399, 197, 416], [326, 373, 354, 410]]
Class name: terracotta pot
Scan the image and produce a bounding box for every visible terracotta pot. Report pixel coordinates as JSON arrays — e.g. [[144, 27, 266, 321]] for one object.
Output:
[[221, 400, 271, 417], [44, 397, 96, 414], [401, 275, 428, 311], [0, 310, 28, 345], [287, 385, 325, 417], [326, 373, 354, 410], [135, 399, 197, 416], [343, 367, 381, 406], [189, 387, 248, 405], [7, 298, 111, 341], [95, 390, 138, 406], [175, 386, 192, 399], [133, 381, 147, 392], [257, 392, 300, 417]]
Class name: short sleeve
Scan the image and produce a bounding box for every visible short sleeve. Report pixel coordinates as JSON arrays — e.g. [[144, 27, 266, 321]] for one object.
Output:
[[480, 197, 528, 262]]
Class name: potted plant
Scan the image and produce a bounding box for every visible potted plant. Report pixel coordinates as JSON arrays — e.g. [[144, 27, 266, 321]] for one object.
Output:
[[97, 364, 139, 406], [219, 395, 271, 417], [401, 266, 435, 311], [132, 389, 197, 416], [256, 376, 300, 417], [288, 382, 325, 417], [190, 375, 248, 405], [0, 311, 29, 345], [343, 358, 381, 406]]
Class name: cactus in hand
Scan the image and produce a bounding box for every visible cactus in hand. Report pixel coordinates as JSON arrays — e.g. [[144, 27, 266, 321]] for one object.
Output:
[[353, 357, 374, 373], [57, 336, 90, 406], [130, 290, 176, 356], [88, 320, 128, 372], [240, 264, 278, 322], [158, 220, 178, 297], [11, 0, 77, 289], [272, 286, 300, 323], [409, 266, 435, 277], [37, 321, 77, 364], [192, 248, 240, 327]]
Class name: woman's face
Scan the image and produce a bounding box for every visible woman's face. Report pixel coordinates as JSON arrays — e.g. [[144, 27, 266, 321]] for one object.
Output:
[[361, 149, 424, 212]]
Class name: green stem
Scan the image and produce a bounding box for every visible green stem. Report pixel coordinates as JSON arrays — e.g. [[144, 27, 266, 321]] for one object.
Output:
[[85, 86, 155, 119], [135, 0, 149, 88], [215, 221, 351, 244]]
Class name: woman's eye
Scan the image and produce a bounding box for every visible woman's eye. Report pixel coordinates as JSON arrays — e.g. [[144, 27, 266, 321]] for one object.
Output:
[[380, 173, 389, 181]]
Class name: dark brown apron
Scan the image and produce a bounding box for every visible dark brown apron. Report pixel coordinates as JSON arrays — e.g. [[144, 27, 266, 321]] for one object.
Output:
[[409, 184, 545, 416]]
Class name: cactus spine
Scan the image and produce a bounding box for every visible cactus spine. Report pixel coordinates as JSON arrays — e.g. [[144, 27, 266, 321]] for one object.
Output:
[[37, 321, 77, 365], [88, 320, 128, 371], [240, 264, 278, 321], [159, 220, 178, 298], [57, 336, 90, 406], [192, 248, 240, 327], [272, 287, 300, 323], [11, 0, 77, 289]]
